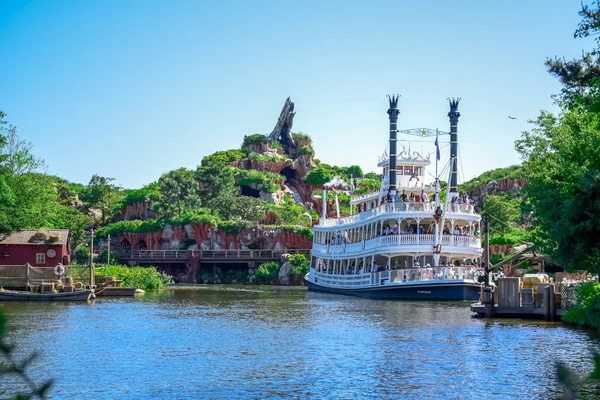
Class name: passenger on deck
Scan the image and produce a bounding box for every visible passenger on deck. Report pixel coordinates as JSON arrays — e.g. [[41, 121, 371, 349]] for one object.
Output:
[[414, 262, 420, 268], [443, 226, 451, 235], [418, 225, 425, 234], [453, 226, 461, 235], [420, 189, 429, 203], [400, 190, 408, 202]]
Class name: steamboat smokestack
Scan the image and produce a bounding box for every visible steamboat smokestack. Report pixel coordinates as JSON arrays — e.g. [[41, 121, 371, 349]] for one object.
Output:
[[387, 95, 400, 197], [448, 98, 461, 196]]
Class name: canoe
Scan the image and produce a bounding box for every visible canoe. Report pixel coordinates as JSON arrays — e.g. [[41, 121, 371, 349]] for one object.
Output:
[[95, 287, 138, 297], [0, 289, 94, 302]]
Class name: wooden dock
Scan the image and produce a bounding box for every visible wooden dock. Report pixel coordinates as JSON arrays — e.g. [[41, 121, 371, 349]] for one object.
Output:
[[471, 277, 563, 321]]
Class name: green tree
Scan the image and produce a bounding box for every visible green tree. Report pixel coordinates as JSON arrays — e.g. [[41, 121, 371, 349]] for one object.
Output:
[[196, 155, 238, 217], [364, 171, 382, 180], [516, 6, 600, 271], [220, 196, 266, 222], [546, 2, 600, 102], [305, 168, 332, 186], [481, 193, 521, 234], [346, 165, 363, 178], [80, 175, 119, 224], [157, 168, 200, 218]]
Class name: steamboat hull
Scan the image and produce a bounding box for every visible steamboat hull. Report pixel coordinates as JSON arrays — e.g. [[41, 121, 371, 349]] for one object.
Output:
[[308, 281, 481, 301]]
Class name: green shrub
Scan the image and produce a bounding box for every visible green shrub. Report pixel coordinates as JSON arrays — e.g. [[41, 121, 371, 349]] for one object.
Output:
[[253, 262, 280, 284], [298, 145, 314, 156], [74, 247, 90, 264], [288, 254, 310, 279], [490, 253, 506, 265], [562, 282, 600, 329], [94, 249, 118, 264], [99, 265, 173, 290], [201, 149, 247, 167], [242, 134, 269, 148], [305, 168, 332, 186], [237, 169, 283, 193], [291, 132, 311, 141], [488, 228, 532, 246], [96, 212, 216, 238], [217, 220, 252, 234], [247, 152, 286, 162], [354, 178, 380, 194], [121, 183, 160, 207]]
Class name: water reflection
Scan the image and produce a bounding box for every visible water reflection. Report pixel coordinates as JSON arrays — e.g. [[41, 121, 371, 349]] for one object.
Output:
[[1, 286, 599, 399]]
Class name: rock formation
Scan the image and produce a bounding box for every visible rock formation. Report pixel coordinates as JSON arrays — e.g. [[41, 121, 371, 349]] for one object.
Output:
[[268, 97, 297, 157]]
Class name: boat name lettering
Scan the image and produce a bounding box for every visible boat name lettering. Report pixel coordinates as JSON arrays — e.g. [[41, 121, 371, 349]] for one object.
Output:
[[418, 291, 432, 294]]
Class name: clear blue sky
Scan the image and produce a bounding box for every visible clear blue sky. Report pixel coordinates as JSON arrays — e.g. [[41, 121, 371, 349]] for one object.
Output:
[[0, 0, 594, 188]]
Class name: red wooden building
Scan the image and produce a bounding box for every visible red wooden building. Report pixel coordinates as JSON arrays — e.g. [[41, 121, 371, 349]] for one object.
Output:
[[0, 229, 71, 266]]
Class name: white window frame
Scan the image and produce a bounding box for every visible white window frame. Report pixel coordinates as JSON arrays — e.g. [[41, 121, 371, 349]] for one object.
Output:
[[36, 253, 45, 264]]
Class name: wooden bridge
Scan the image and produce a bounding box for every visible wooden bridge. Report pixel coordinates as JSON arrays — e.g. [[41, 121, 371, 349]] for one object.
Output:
[[117, 249, 311, 264]]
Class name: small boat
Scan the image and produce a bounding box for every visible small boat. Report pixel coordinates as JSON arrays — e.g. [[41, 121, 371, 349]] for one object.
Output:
[[0, 289, 95, 302], [95, 287, 138, 297]]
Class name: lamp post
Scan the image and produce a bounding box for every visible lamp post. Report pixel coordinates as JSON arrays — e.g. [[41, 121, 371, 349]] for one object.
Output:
[[85, 226, 96, 289]]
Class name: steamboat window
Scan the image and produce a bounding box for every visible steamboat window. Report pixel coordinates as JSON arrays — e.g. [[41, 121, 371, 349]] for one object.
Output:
[[414, 167, 422, 176], [404, 166, 413, 175], [397, 166, 403, 175], [36, 253, 45, 264]]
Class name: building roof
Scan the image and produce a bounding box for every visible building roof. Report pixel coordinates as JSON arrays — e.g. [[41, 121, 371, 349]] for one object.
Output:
[[0, 229, 70, 245]]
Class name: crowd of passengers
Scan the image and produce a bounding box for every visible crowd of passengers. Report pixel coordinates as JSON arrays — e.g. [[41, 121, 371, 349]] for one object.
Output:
[[320, 260, 478, 275], [327, 224, 480, 245], [357, 190, 475, 212]]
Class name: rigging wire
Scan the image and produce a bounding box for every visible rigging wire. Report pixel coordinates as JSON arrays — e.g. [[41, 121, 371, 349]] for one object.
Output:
[[487, 213, 515, 230]]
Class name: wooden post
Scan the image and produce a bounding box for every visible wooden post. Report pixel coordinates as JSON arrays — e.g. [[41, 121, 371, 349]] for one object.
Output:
[[549, 284, 556, 321], [26, 262, 30, 291], [107, 234, 111, 267], [544, 284, 556, 321]]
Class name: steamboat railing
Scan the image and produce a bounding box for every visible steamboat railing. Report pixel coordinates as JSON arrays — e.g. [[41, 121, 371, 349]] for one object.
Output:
[[311, 266, 481, 288], [311, 234, 481, 255], [320, 202, 476, 227]]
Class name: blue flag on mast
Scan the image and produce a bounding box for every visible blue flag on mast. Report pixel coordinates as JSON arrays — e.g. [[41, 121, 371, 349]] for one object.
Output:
[[435, 136, 440, 160]]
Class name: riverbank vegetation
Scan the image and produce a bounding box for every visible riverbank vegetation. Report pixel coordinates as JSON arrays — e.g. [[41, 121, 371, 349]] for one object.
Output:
[[252, 254, 310, 284], [68, 264, 173, 290], [97, 265, 173, 290], [562, 282, 600, 329]]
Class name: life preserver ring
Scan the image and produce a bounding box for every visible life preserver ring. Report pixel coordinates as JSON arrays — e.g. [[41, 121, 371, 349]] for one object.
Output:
[[54, 264, 66, 276], [435, 244, 442, 254]]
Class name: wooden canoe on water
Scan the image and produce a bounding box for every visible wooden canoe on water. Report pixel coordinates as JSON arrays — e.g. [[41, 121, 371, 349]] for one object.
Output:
[[95, 287, 138, 297], [0, 289, 95, 302]]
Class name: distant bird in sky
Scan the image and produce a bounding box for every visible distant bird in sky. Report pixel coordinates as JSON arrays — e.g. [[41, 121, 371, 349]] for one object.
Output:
[[508, 116, 517, 120]]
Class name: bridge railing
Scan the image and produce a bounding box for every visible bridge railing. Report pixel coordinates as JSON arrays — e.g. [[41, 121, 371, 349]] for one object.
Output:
[[118, 250, 190, 259], [118, 249, 311, 260], [191, 249, 310, 259]]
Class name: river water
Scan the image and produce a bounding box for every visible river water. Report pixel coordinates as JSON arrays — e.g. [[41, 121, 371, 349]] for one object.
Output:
[[1, 286, 599, 399]]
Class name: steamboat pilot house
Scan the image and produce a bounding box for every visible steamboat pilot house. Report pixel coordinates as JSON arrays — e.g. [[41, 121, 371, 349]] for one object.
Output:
[[307, 96, 483, 300]]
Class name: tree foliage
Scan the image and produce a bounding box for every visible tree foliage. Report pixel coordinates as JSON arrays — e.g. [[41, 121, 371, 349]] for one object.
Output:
[[482, 193, 521, 234], [80, 174, 119, 224], [516, 5, 600, 271], [546, 2, 600, 101], [305, 168, 332, 186], [219, 196, 266, 222], [156, 168, 200, 218], [196, 158, 238, 218]]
